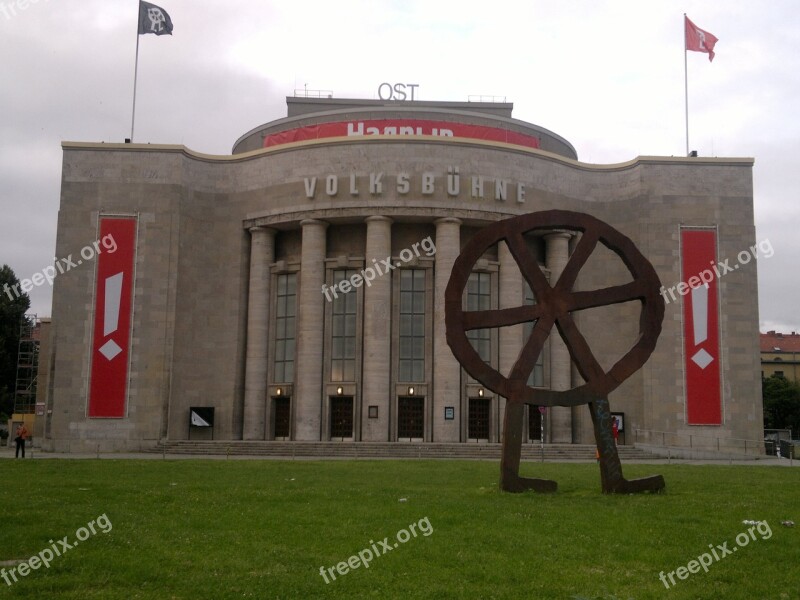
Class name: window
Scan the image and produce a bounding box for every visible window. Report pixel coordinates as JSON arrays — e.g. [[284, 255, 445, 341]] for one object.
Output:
[[331, 269, 357, 382], [466, 272, 491, 363], [274, 273, 296, 383], [524, 282, 545, 387], [399, 269, 426, 382]]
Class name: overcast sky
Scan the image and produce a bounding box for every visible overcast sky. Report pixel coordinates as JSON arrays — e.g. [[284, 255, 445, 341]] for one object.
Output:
[[1, 0, 798, 333]]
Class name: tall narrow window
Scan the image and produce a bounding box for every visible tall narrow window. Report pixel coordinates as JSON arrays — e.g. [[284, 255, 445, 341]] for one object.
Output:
[[331, 269, 357, 382], [399, 269, 426, 382], [466, 272, 491, 364], [524, 281, 545, 387], [274, 273, 296, 383]]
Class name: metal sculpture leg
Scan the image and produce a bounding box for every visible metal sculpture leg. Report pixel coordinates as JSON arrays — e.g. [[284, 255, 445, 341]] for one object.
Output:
[[589, 395, 665, 494], [500, 399, 557, 493]]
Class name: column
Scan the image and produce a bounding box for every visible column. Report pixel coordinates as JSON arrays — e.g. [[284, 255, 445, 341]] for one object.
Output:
[[243, 227, 276, 440], [498, 241, 524, 443], [433, 217, 462, 442], [362, 216, 393, 441], [295, 219, 328, 440], [545, 231, 573, 443]]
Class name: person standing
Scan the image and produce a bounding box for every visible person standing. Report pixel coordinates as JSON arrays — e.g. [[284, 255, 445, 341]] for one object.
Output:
[[611, 417, 619, 446], [14, 424, 29, 459]]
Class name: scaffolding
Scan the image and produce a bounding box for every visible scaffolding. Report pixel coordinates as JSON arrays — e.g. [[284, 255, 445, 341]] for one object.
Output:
[[13, 314, 39, 415]]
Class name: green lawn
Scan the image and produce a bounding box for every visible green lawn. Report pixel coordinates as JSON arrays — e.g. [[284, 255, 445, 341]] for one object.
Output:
[[0, 459, 798, 599]]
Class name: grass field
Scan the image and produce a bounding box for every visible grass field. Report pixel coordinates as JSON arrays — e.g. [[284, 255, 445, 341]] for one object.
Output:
[[0, 459, 798, 599]]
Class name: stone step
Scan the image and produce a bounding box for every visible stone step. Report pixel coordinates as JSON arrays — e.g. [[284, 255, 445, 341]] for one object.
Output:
[[147, 441, 661, 461]]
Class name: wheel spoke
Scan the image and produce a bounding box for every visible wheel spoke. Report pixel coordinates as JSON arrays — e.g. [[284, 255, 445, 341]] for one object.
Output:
[[462, 305, 544, 331], [554, 229, 599, 292], [509, 315, 555, 382], [555, 313, 605, 384], [567, 280, 650, 312], [505, 234, 551, 300]]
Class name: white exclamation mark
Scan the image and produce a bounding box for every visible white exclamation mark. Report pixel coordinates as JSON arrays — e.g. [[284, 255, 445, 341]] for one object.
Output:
[[690, 284, 713, 369], [99, 272, 124, 361]]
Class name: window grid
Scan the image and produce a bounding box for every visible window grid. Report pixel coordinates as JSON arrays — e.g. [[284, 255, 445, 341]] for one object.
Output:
[[274, 273, 296, 383], [331, 269, 357, 382], [524, 282, 545, 387], [399, 269, 426, 382], [466, 272, 491, 364]]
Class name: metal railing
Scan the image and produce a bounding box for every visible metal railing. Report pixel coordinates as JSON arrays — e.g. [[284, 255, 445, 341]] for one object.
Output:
[[634, 429, 766, 455], [467, 95, 507, 103], [293, 88, 333, 98]]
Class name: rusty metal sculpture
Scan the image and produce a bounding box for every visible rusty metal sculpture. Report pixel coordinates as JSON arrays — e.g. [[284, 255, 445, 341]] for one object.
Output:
[[445, 210, 665, 494]]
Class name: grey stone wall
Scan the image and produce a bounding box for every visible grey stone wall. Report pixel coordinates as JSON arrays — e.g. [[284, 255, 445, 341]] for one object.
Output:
[[46, 138, 758, 452]]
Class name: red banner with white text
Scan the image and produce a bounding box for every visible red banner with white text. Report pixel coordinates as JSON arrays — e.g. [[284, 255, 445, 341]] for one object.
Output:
[[681, 229, 722, 425], [263, 119, 541, 150], [88, 217, 137, 418]]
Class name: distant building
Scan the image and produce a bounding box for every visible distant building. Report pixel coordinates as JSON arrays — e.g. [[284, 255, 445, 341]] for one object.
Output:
[[761, 330, 800, 382], [43, 94, 762, 453]]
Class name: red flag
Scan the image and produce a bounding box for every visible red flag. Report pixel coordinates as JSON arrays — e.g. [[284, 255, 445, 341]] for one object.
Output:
[[685, 16, 718, 62]]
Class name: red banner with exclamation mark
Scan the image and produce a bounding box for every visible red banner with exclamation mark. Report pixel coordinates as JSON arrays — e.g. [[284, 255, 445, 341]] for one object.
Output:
[[88, 218, 137, 418], [681, 229, 722, 425]]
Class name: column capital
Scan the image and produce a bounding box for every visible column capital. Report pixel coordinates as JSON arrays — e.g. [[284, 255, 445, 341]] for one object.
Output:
[[543, 230, 574, 241], [299, 218, 329, 229], [434, 217, 463, 227], [249, 226, 277, 236], [365, 215, 393, 225]]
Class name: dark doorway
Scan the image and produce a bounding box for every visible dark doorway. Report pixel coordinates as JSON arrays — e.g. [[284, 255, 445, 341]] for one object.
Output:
[[273, 397, 290, 439], [397, 396, 424, 439], [528, 406, 542, 441], [330, 396, 354, 439], [468, 398, 490, 440]]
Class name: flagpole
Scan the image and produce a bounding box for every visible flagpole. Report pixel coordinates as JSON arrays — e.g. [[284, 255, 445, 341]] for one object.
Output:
[[683, 13, 689, 156], [130, 3, 141, 142]]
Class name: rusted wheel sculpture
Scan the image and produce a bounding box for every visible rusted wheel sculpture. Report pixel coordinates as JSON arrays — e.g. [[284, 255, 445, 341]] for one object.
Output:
[[445, 210, 665, 494]]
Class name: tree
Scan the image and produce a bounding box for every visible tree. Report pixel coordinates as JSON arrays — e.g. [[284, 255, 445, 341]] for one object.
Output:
[[762, 374, 800, 436], [0, 265, 31, 416]]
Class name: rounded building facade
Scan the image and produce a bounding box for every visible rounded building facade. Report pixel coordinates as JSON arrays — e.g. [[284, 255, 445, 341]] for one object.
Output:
[[45, 96, 762, 453]]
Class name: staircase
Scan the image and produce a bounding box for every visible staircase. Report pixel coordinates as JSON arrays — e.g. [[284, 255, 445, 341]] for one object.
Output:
[[148, 441, 662, 461]]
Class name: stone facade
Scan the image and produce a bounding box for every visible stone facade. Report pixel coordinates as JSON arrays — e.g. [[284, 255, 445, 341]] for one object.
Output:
[[42, 98, 762, 453]]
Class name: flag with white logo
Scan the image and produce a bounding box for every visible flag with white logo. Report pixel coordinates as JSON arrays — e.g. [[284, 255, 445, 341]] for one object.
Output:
[[685, 15, 717, 62], [138, 1, 173, 36]]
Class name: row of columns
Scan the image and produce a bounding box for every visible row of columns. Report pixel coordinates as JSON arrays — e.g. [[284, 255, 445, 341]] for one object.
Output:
[[242, 217, 575, 442]]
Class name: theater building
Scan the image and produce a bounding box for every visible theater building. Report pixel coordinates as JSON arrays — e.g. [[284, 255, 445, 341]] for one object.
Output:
[[43, 94, 763, 453]]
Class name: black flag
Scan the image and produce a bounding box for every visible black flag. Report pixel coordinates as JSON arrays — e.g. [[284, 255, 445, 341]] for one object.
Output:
[[138, 1, 173, 36]]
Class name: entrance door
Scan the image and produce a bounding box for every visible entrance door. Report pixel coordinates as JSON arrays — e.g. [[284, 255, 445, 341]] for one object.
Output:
[[528, 406, 542, 442], [273, 397, 290, 439], [330, 397, 354, 440], [468, 398, 490, 441], [397, 397, 424, 440]]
